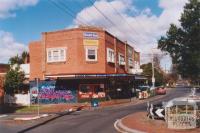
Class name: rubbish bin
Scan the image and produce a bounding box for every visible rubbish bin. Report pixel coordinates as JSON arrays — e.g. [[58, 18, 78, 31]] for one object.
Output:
[[91, 98, 99, 107]]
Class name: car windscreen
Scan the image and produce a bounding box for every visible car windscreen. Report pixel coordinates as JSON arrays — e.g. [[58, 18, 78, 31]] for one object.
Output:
[[138, 86, 149, 91]]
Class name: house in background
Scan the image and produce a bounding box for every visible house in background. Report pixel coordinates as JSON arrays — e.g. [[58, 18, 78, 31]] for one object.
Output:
[[29, 26, 142, 104], [0, 64, 9, 104]]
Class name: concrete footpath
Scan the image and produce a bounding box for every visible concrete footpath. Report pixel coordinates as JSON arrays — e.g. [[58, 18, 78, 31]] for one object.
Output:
[[114, 111, 200, 133]]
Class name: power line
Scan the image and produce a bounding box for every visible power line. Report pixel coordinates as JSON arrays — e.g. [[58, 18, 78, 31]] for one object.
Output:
[[48, 0, 88, 26], [57, 0, 91, 26], [88, 0, 138, 44], [50, 0, 139, 46], [107, 1, 142, 37], [72, 0, 108, 29]]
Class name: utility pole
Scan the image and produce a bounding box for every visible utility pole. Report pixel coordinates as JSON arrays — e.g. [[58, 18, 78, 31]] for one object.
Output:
[[36, 78, 40, 117], [152, 49, 155, 89]]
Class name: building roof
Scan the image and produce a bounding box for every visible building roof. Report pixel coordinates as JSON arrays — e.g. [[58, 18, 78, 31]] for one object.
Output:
[[0, 64, 9, 74], [41, 26, 136, 49]]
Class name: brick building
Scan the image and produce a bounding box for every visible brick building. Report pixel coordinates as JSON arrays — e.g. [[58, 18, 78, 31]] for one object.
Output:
[[29, 26, 141, 103], [0, 64, 9, 104]]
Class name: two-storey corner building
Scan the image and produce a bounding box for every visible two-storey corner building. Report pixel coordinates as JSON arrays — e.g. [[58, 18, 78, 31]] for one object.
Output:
[[29, 26, 141, 104]]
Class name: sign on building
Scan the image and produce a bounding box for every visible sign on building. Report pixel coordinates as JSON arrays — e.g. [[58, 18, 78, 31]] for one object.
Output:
[[83, 32, 99, 39], [83, 32, 99, 46]]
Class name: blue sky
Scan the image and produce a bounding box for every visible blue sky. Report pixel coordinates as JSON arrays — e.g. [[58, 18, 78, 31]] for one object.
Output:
[[0, 0, 162, 45], [0, 0, 188, 70]]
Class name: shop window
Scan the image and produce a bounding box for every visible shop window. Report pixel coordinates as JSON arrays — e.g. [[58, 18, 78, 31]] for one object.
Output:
[[85, 47, 97, 61], [79, 85, 92, 99], [107, 48, 115, 63], [47, 48, 66, 63], [79, 84, 105, 99], [80, 85, 90, 93], [94, 87, 104, 94], [118, 53, 125, 65]]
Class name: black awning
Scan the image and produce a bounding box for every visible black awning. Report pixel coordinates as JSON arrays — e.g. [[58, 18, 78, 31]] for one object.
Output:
[[74, 74, 134, 78]]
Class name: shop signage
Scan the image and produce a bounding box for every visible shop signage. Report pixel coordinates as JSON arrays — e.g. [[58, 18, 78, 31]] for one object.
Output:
[[75, 74, 129, 77], [79, 91, 92, 99], [83, 32, 98, 39], [98, 92, 105, 98], [83, 39, 99, 46]]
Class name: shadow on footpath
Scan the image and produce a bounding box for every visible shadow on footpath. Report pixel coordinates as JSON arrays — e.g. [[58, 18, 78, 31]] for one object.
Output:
[[17, 111, 79, 133], [0, 104, 26, 114]]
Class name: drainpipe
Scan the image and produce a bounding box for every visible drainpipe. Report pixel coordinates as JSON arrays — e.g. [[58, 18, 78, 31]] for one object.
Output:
[[114, 37, 117, 73], [125, 41, 127, 73]]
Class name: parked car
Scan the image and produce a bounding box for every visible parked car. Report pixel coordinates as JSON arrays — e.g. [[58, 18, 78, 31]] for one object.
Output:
[[136, 86, 150, 99], [155, 86, 166, 95]]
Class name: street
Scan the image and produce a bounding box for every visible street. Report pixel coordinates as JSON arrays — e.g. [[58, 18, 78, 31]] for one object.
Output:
[[0, 86, 192, 133]]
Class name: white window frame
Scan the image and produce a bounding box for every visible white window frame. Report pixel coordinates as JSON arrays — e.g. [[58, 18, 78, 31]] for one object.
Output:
[[107, 48, 115, 63], [47, 47, 66, 63], [134, 61, 140, 69], [118, 53, 125, 65], [128, 58, 134, 67], [85, 46, 98, 62]]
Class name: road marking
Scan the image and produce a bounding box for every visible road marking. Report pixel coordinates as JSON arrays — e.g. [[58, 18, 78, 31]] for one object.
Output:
[[114, 119, 146, 133]]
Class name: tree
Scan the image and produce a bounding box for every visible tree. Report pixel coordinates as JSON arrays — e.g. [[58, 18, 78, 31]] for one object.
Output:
[[4, 66, 25, 95], [158, 0, 200, 82], [141, 63, 165, 86], [9, 51, 29, 65], [21, 51, 29, 64], [9, 54, 23, 65]]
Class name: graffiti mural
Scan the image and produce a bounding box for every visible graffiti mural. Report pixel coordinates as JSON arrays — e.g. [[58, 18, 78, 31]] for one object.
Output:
[[30, 80, 77, 104]]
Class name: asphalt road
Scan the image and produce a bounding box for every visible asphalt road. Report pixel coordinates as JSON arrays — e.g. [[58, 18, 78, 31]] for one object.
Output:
[[0, 86, 193, 133]]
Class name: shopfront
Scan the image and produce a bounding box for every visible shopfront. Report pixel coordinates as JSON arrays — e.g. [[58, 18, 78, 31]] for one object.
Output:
[[30, 74, 139, 104]]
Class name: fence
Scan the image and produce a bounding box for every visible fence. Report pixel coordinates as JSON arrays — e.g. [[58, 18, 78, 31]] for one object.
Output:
[[4, 93, 30, 106], [167, 114, 197, 129]]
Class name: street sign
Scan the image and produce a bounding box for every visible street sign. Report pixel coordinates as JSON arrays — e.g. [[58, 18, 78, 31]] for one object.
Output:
[[147, 103, 165, 119], [155, 108, 165, 118]]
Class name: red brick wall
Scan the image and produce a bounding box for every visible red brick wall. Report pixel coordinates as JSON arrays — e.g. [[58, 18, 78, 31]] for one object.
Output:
[[116, 39, 126, 73], [29, 41, 43, 80], [44, 29, 106, 76], [29, 27, 136, 79], [105, 32, 115, 73], [105, 33, 127, 74]]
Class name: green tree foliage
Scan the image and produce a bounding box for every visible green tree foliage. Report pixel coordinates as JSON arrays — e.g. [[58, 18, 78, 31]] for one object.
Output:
[[9, 51, 29, 65], [4, 66, 25, 95], [141, 63, 164, 86], [5, 51, 28, 94], [158, 0, 200, 81]]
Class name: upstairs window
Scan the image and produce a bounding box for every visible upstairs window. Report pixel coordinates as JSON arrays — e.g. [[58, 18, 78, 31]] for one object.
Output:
[[118, 53, 125, 65], [47, 48, 66, 63], [128, 58, 133, 67], [85, 47, 98, 61], [107, 48, 115, 63]]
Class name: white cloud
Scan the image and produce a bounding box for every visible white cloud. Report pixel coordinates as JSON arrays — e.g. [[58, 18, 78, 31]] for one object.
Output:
[[0, 0, 39, 19], [0, 31, 27, 63], [75, 0, 188, 70]]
